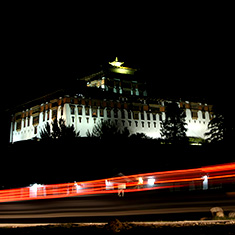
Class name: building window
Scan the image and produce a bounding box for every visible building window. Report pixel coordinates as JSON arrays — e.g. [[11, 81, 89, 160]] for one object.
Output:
[[16, 120, 21, 131], [52, 109, 57, 119], [114, 109, 118, 118], [107, 109, 111, 118], [141, 113, 145, 120], [51, 102, 58, 108], [78, 106, 83, 115], [71, 106, 75, 115], [85, 108, 90, 116], [202, 111, 206, 119], [142, 122, 144, 128], [34, 126, 37, 134], [135, 121, 138, 127], [210, 112, 214, 120], [92, 108, 97, 117], [33, 116, 39, 125], [133, 112, 139, 120], [100, 109, 104, 117], [192, 111, 198, 119], [147, 113, 151, 120]]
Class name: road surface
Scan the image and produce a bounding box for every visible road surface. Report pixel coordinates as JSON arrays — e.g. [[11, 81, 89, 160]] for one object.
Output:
[[0, 190, 235, 222]]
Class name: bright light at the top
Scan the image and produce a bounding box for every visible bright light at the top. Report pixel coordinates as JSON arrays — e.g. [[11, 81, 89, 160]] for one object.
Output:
[[109, 57, 124, 67]]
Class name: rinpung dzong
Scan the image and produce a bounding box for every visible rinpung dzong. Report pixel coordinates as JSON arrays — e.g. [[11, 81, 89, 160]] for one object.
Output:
[[9, 57, 212, 143]]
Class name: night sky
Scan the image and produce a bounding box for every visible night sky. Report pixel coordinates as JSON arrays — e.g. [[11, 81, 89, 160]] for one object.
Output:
[[2, 4, 233, 112], [2, 52, 232, 111]]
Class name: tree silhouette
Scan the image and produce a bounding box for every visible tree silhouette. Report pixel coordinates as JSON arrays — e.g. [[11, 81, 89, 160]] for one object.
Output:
[[205, 113, 224, 143], [160, 102, 188, 145], [90, 120, 130, 140], [205, 100, 235, 145], [40, 118, 80, 141], [40, 121, 52, 141], [129, 133, 150, 140]]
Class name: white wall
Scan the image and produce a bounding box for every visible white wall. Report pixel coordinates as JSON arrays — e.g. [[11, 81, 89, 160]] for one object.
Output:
[[11, 103, 210, 143]]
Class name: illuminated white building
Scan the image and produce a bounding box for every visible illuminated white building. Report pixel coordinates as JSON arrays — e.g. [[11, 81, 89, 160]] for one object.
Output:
[[10, 58, 212, 143]]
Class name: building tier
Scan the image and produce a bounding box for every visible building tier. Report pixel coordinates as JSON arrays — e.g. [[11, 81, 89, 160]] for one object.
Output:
[[10, 95, 212, 143]]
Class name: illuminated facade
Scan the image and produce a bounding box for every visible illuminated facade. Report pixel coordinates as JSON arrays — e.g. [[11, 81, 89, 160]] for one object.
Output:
[[10, 58, 212, 143], [83, 57, 145, 97]]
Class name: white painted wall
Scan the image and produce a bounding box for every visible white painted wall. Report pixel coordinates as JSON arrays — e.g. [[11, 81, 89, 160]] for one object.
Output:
[[11, 102, 210, 143]]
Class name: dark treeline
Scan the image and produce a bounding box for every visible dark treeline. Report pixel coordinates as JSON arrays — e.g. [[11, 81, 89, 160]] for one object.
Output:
[[1, 137, 233, 189], [2, 100, 234, 189]]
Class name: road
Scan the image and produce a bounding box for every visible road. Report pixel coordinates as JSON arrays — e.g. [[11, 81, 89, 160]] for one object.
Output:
[[0, 190, 235, 222]]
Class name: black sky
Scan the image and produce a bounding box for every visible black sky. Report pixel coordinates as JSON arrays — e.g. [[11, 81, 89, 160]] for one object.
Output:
[[2, 7, 233, 113], [2, 51, 232, 112]]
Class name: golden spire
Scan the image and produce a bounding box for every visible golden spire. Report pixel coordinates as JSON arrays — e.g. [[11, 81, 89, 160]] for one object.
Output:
[[109, 57, 124, 67]]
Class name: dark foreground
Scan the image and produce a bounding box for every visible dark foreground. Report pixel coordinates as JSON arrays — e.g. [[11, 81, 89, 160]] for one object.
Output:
[[1, 190, 235, 222], [1, 190, 235, 234], [0, 220, 235, 234]]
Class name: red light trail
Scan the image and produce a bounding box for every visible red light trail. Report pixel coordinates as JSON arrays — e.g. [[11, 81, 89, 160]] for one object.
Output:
[[0, 163, 234, 203]]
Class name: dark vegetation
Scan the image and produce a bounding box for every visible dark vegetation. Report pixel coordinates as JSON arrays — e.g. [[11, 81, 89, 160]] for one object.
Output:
[[0, 220, 235, 234], [1, 100, 234, 189], [1, 132, 233, 189], [160, 102, 188, 145]]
